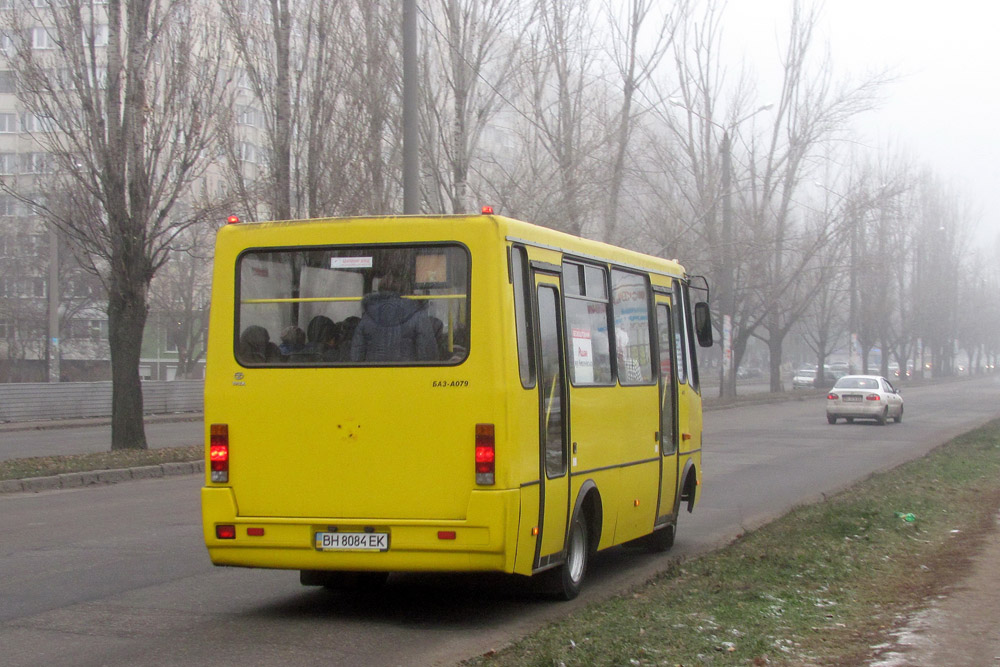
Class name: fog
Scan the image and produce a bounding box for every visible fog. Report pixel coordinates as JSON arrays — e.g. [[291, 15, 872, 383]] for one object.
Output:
[[725, 0, 1000, 249]]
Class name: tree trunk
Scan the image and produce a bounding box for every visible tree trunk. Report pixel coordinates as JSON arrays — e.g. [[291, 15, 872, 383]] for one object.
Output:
[[768, 334, 784, 393], [728, 329, 751, 398], [108, 281, 149, 450], [271, 0, 292, 220]]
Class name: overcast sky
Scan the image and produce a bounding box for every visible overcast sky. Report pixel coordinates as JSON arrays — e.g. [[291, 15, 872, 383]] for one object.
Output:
[[720, 0, 1000, 248]]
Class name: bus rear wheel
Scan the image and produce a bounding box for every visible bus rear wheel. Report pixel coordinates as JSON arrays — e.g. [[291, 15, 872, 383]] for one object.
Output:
[[546, 512, 590, 601]]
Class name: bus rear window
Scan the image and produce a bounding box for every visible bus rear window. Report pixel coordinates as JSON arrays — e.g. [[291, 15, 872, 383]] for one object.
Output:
[[235, 244, 470, 366]]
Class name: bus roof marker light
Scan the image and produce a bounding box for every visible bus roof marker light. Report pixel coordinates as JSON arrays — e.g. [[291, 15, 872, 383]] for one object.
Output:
[[227, 215, 240, 224], [481, 205, 494, 215]]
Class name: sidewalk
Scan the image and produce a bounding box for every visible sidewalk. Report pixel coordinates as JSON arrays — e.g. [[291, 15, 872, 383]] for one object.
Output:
[[0, 412, 204, 495], [0, 411, 201, 433], [870, 512, 1000, 666]]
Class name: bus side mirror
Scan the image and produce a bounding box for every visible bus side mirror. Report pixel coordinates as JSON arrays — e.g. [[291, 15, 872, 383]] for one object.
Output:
[[694, 302, 713, 348]]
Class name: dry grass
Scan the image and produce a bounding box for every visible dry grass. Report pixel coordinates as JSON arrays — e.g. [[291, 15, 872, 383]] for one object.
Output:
[[0, 445, 201, 481], [469, 421, 1000, 666]]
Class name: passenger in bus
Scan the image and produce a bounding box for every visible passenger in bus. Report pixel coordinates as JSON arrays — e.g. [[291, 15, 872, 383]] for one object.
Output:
[[305, 315, 338, 358], [349, 273, 437, 362], [238, 325, 282, 363], [616, 328, 645, 383], [278, 325, 306, 355], [331, 316, 360, 361]]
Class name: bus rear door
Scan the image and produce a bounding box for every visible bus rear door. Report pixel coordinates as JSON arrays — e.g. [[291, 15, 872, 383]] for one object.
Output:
[[533, 275, 570, 569]]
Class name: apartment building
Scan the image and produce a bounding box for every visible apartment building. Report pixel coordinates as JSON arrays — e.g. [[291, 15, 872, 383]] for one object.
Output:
[[0, 0, 237, 382]]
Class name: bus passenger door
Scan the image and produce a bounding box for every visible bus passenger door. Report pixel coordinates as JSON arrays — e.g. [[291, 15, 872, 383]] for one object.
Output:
[[654, 297, 679, 521], [534, 278, 571, 568]]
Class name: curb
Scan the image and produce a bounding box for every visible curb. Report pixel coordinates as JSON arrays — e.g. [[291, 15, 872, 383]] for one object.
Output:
[[1, 460, 203, 495]]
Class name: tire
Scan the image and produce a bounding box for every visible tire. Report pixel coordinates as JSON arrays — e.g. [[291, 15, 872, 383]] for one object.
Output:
[[300, 570, 389, 591], [827, 415, 837, 425], [876, 408, 888, 426], [642, 523, 676, 553], [894, 406, 904, 423], [546, 512, 590, 601]]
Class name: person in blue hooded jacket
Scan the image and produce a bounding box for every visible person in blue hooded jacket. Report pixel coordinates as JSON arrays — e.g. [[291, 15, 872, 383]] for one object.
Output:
[[349, 273, 438, 362]]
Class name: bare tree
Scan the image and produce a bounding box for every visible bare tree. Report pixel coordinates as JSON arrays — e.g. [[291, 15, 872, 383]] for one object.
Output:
[[525, 0, 606, 236], [910, 171, 973, 377], [737, 1, 887, 391], [221, 0, 403, 219], [0, 222, 46, 380], [421, 0, 531, 214], [642, 0, 759, 397], [147, 213, 219, 379], [1, 0, 233, 448], [601, 0, 684, 244]]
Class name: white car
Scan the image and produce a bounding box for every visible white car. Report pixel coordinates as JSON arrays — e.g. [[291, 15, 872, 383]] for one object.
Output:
[[793, 367, 844, 389], [826, 375, 904, 425], [792, 368, 817, 389]]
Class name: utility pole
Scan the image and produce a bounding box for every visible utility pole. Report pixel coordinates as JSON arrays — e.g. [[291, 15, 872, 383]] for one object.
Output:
[[848, 211, 858, 374], [47, 224, 59, 382], [720, 131, 734, 399], [402, 0, 419, 214]]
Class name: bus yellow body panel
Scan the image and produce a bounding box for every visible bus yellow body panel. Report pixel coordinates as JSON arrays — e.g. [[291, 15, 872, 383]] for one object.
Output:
[[201, 214, 706, 588]]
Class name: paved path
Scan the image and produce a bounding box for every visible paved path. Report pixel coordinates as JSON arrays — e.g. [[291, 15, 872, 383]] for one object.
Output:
[[0, 414, 203, 461]]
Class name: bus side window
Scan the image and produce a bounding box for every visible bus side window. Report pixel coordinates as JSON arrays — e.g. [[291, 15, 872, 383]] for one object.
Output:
[[672, 281, 689, 385], [681, 283, 701, 391], [510, 246, 535, 388], [562, 260, 612, 385], [611, 269, 653, 385]]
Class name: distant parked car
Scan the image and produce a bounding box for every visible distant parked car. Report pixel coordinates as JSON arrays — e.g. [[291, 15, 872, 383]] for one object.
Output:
[[793, 367, 843, 389], [792, 368, 818, 389], [826, 375, 904, 425]]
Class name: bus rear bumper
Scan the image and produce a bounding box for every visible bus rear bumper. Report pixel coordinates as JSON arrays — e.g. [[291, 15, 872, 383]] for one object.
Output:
[[201, 486, 521, 574]]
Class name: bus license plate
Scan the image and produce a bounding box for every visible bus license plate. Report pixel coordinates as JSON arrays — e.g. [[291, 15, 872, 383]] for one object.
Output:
[[315, 532, 389, 551]]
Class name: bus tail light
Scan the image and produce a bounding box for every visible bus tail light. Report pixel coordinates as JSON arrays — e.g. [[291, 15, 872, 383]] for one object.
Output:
[[475, 423, 495, 485], [216, 524, 236, 539], [210, 424, 229, 483]]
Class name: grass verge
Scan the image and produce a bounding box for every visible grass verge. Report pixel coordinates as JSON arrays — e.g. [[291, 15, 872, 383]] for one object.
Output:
[[470, 420, 1000, 666], [0, 445, 201, 482]]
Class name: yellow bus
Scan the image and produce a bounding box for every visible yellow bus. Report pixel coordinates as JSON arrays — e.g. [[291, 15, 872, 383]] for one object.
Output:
[[201, 212, 712, 599]]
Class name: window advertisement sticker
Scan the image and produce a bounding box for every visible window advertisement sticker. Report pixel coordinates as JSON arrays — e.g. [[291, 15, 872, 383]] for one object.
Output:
[[330, 257, 373, 269], [572, 327, 595, 383]]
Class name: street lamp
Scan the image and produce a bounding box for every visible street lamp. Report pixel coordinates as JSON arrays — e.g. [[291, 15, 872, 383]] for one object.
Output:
[[669, 101, 771, 398]]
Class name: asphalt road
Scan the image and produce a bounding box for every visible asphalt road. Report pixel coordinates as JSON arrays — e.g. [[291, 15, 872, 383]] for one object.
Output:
[[2, 376, 999, 666]]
